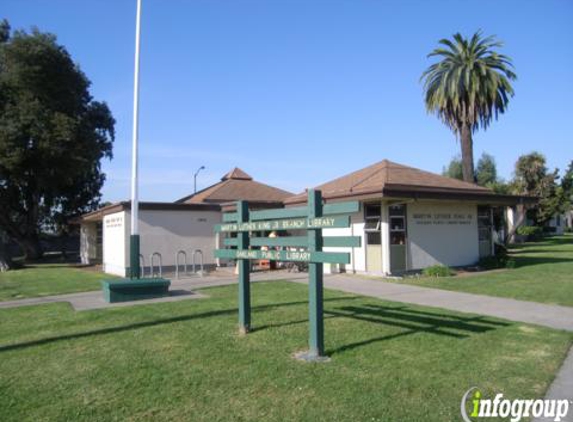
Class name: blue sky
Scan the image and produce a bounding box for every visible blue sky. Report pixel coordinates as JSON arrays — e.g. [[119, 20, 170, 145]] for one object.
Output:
[[3, 0, 572, 202]]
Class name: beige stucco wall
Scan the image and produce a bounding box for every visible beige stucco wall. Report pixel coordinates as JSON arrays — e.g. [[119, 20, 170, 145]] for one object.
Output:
[[124, 209, 222, 273], [102, 211, 128, 276], [323, 211, 366, 273], [407, 201, 479, 269], [323, 200, 480, 275]]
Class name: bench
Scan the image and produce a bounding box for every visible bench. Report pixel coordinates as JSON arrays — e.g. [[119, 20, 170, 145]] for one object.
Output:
[[101, 278, 171, 303]]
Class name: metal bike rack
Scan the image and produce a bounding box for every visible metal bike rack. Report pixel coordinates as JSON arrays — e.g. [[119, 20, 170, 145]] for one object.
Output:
[[139, 254, 146, 278], [176, 250, 187, 279], [150, 252, 163, 278], [192, 249, 204, 276]]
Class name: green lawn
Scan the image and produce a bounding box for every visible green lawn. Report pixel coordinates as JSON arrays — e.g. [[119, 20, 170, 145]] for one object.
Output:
[[0, 264, 114, 301], [391, 235, 573, 307], [0, 282, 571, 421]]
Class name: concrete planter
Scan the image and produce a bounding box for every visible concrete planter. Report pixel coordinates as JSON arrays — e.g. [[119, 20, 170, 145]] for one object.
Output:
[[101, 278, 171, 303]]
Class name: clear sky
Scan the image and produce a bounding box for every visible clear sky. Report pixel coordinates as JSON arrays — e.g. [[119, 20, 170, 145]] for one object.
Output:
[[3, 0, 572, 202]]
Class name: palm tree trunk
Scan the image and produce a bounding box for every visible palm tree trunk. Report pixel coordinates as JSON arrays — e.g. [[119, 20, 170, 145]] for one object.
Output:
[[460, 124, 475, 183]]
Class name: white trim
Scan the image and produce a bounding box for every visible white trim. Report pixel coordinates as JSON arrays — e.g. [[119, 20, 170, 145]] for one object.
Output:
[[381, 201, 390, 275]]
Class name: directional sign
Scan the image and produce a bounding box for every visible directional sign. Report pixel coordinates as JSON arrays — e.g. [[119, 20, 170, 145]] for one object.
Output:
[[222, 201, 360, 223], [214, 248, 351, 264], [214, 216, 350, 233], [214, 189, 360, 361], [223, 236, 361, 248]]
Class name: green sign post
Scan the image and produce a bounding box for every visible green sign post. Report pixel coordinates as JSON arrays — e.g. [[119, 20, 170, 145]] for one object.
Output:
[[214, 189, 361, 361]]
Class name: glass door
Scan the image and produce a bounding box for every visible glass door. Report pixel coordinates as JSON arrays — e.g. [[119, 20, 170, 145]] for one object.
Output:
[[389, 205, 407, 273], [478, 206, 492, 257]]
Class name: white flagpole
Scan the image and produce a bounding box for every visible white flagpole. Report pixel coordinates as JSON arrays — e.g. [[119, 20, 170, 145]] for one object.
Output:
[[129, 0, 142, 278]]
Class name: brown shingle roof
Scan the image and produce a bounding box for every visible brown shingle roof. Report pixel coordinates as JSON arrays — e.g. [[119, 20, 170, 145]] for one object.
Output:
[[222, 167, 252, 181], [176, 167, 293, 204], [284, 159, 529, 205]]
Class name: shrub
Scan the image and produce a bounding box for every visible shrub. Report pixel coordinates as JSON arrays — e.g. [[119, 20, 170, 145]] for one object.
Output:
[[505, 259, 516, 269], [565, 227, 572, 233], [422, 265, 454, 278], [478, 254, 516, 270], [516, 226, 543, 241]]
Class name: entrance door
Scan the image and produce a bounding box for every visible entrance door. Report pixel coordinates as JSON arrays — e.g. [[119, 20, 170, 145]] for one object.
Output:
[[389, 205, 407, 273], [478, 206, 493, 257], [364, 204, 382, 272]]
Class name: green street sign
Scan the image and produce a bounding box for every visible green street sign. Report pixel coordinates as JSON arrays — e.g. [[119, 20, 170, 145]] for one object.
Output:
[[222, 201, 360, 222], [214, 248, 351, 264], [214, 190, 360, 361], [223, 235, 361, 248], [215, 216, 350, 233]]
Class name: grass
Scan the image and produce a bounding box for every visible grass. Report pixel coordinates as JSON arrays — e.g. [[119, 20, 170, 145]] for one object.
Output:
[[0, 264, 115, 301], [392, 235, 573, 307], [0, 281, 571, 421]]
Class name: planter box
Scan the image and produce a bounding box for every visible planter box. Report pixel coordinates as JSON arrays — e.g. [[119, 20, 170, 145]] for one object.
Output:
[[101, 278, 171, 303]]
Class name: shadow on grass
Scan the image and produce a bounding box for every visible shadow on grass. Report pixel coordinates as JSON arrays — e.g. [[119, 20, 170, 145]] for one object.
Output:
[[511, 256, 572, 268], [0, 296, 355, 353], [511, 248, 572, 255], [326, 303, 510, 355], [0, 297, 512, 357]]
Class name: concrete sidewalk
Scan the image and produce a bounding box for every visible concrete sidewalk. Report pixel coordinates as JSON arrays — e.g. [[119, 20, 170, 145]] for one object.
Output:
[[299, 274, 573, 332], [0, 271, 306, 311], [1, 271, 572, 331]]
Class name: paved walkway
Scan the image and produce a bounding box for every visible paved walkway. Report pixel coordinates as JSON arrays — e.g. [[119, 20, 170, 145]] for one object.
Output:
[[1, 271, 572, 330], [297, 274, 573, 332], [0, 271, 305, 311], [533, 346, 573, 422]]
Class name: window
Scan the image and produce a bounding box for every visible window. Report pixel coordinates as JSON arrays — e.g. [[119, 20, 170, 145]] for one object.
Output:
[[389, 205, 405, 216], [390, 217, 405, 231], [477, 206, 492, 242], [366, 232, 381, 245], [364, 204, 381, 231], [389, 205, 406, 245]]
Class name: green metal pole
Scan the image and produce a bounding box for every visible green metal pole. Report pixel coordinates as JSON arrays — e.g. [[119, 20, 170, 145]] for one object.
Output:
[[129, 234, 141, 278], [237, 200, 251, 334], [307, 189, 324, 357]]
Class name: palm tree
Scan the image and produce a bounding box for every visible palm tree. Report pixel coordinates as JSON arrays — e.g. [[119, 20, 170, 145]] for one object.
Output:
[[421, 31, 516, 183]]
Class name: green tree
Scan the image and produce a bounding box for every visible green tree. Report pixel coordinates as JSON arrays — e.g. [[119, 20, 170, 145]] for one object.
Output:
[[561, 160, 573, 203], [475, 152, 497, 186], [0, 21, 115, 263], [512, 152, 564, 226], [421, 31, 516, 183], [442, 156, 463, 180]]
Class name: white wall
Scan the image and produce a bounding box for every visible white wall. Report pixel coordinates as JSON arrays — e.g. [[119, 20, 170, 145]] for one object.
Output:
[[124, 209, 222, 272], [323, 211, 366, 273], [407, 201, 479, 269], [547, 213, 566, 235], [102, 211, 128, 276]]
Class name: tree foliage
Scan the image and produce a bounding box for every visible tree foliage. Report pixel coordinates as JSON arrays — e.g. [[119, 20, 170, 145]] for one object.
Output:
[[561, 160, 573, 205], [0, 21, 115, 260], [512, 152, 565, 226], [475, 153, 497, 186], [422, 31, 516, 182], [443, 152, 498, 187], [442, 156, 463, 180]]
